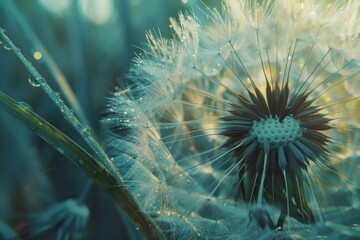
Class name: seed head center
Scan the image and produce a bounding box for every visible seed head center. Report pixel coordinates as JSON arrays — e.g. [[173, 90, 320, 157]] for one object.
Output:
[[250, 116, 303, 149]]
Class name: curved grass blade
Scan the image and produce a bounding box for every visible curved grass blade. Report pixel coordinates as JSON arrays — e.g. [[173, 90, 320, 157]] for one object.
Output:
[[0, 91, 165, 240]]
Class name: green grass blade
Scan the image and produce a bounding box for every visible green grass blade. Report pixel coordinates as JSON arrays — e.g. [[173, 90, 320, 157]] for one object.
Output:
[[0, 91, 165, 240], [0, 90, 99, 177]]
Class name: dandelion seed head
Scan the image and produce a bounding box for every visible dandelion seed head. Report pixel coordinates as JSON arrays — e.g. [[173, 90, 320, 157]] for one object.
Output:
[[104, 0, 360, 238], [18, 200, 90, 239]]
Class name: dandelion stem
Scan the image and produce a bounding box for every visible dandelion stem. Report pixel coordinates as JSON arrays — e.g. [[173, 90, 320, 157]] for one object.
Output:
[[282, 170, 291, 232], [77, 179, 93, 203], [305, 172, 324, 223], [257, 151, 268, 206], [0, 28, 166, 240]]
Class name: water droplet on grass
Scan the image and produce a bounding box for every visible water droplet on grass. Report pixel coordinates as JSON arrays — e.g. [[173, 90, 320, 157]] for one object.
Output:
[[3, 44, 11, 51], [56, 146, 65, 154], [82, 125, 91, 133], [19, 101, 32, 110], [28, 77, 41, 87], [78, 159, 85, 166]]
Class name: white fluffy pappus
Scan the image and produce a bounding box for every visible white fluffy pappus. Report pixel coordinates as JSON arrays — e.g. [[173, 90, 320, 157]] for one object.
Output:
[[103, 0, 360, 239]]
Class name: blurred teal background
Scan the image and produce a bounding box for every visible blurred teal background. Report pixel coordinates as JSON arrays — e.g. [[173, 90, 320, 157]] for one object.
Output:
[[0, 0, 218, 239]]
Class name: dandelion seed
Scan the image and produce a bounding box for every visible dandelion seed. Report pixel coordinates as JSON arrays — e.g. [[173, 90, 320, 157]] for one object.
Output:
[[18, 199, 90, 240], [105, 0, 360, 238]]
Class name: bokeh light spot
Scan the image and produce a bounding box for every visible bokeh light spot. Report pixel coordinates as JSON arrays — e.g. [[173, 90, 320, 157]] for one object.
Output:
[[33, 51, 42, 60], [79, 0, 114, 25], [38, 0, 70, 15]]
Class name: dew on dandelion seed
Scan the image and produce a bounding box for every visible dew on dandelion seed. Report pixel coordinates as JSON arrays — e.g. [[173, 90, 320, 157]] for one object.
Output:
[[103, 0, 360, 238]]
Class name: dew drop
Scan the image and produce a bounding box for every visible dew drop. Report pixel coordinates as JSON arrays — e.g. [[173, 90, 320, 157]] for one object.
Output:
[[57, 147, 65, 154], [28, 77, 41, 87], [19, 101, 32, 110], [135, 227, 140, 231], [78, 158, 85, 166], [82, 125, 91, 133], [3, 44, 11, 51]]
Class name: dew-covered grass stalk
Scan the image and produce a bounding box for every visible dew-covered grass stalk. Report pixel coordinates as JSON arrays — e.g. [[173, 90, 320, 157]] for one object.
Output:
[[3, 0, 90, 126], [0, 28, 165, 240], [0, 28, 108, 171]]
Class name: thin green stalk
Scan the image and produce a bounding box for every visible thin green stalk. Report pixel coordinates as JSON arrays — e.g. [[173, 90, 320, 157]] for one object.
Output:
[[0, 30, 166, 240], [0, 27, 115, 179], [77, 180, 93, 203], [2, 0, 90, 126], [0, 90, 165, 239]]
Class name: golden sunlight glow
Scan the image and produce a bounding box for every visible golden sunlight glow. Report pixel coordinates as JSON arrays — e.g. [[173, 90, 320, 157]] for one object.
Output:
[[33, 51, 42, 60]]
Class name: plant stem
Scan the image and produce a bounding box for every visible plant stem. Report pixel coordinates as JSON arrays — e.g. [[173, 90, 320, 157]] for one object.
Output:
[[0, 29, 166, 240], [2, 0, 90, 126], [78, 180, 93, 203], [0, 27, 111, 173]]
